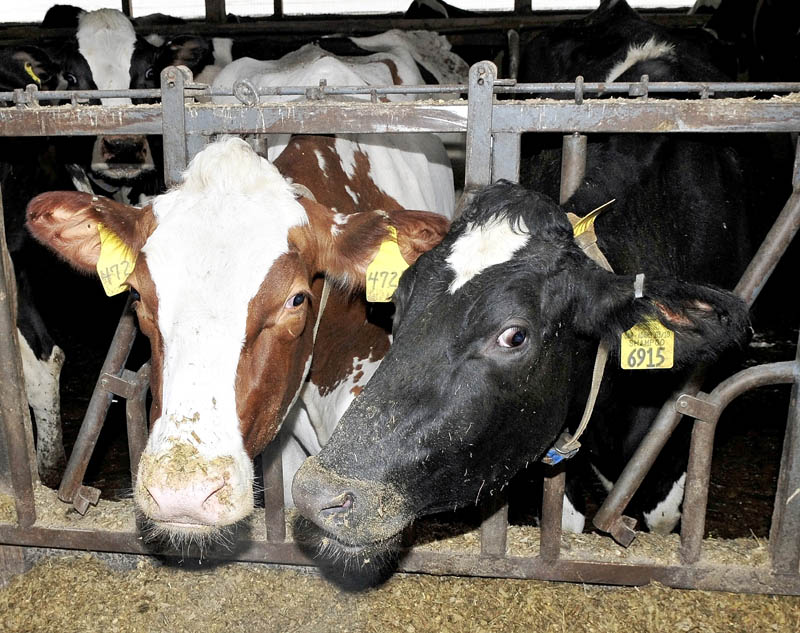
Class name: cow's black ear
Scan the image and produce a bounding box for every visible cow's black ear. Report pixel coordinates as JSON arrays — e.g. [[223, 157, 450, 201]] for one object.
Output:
[[158, 35, 214, 76], [572, 271, 751, 369]]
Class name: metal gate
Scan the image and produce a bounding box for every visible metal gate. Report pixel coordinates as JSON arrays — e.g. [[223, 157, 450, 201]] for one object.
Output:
[[1, 60, 799, 595]]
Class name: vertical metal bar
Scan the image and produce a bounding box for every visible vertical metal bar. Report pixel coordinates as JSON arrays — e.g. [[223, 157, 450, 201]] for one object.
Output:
[[120, 0, 132, 17], [537, 135, 589, 558], [274, 0, 284, 18], [57, 296, 138, 504], [506, 30, 520, 81], [480, 496, 508, 557], [205, 0, 226, 22], [261, 440, 286, 543], [492, 133, 521, 183], [514, 0, 531, 14], [0, 193, 36, 528], [559, 133, 587, 204], [125, 363, 150, 486], [464, 61, 496, 190], [539, 471, 565, 561], [770, 333, 800, 574], [161, 67, 188, 188], [680, 414, 718, 564]]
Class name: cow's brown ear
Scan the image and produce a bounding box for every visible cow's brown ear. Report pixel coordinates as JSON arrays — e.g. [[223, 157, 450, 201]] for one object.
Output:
[[26, 191, 154, 273], [301, 201, 449, 289]]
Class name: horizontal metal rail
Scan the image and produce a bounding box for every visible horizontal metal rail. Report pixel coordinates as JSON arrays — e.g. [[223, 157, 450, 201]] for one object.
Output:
[[0, 523, 797, 595], [2, 99, 799, 140]]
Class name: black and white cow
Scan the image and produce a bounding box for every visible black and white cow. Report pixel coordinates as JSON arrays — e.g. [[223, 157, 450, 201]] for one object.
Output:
[[2, 45, 71, 487], [291, 0, 767, 562]]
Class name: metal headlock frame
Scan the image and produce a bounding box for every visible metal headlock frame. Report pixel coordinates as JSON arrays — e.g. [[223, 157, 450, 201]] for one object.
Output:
[[1, 62, 800, 595]]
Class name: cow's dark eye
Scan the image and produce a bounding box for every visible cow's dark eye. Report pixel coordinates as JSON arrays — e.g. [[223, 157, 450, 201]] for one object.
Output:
[[65, 73, 77, 86], [497, 326, 527, 348], [285, 293, 306, 309], [145, 67, 155, 80]]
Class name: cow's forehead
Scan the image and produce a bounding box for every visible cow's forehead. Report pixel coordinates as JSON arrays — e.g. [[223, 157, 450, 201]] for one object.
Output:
[[143, 139, 309, 321], [77, 10, 136, 100], [446, 215, 530, 293]]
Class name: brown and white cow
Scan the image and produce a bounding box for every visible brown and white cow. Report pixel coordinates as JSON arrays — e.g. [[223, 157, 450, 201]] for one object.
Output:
[[26, 136, 450, 542]]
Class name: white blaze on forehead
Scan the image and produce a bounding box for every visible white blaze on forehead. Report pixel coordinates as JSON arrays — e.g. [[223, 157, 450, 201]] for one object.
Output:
[[77, 9, 136, 106], [606, 36, 676, 84], [142, 138, 307, 458], [447, 216, 529, 293]]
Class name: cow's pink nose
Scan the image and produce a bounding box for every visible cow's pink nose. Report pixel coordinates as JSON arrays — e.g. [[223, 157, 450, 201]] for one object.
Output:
[[142, 478, 230, 526]]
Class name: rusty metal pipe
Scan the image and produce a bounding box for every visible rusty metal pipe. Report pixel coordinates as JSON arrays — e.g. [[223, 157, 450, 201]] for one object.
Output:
[[125, 363, 150, 486], [0, 198, 36, 528], [679, 361, 797, 564], [539, 471, 566, 561], [57, 295, 138, 505]]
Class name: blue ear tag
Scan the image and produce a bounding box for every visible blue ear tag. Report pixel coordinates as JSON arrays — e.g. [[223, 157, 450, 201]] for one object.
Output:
[[541, 431, 581, 466]]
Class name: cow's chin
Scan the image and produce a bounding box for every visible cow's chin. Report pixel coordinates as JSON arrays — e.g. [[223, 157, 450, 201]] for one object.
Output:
[[91, 163, 155, 184], [293, 514, 405, 580], [138, 512, 251, 554]]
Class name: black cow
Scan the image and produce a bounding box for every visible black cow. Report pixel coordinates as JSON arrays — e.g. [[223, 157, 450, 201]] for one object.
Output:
[[696, 0, 800, 81], [291, 0, 769, 563]]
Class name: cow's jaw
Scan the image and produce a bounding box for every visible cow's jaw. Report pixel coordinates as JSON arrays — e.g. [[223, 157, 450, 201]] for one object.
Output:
[[132, 138, 309, 543]]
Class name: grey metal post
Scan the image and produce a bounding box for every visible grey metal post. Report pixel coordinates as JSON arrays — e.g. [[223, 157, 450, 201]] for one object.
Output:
[[492, 133, 521, 183], [464, 62, 496, 191], [559, 133, 587, 204], [161, 66, 189, 188]]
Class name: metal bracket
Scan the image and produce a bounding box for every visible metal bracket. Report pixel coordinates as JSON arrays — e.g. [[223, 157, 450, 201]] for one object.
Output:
[[72, 485, 101, 516], [675, 393, 720, 423]]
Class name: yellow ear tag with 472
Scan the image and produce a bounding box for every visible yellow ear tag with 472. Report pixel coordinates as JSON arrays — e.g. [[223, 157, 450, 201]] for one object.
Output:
[[621, 318, 674, 370], [366, 226, 408, 302], [96, 223, 136, 296]]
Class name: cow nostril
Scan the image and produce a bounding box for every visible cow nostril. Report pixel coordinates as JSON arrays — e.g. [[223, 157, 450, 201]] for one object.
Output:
[[320, 492, 355, 517]]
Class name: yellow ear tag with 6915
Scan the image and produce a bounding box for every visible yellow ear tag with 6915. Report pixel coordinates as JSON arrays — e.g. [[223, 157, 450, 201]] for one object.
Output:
[[621, 318, 674, 370], [366, 226, 408, 302], [96, 223, 136, 296]]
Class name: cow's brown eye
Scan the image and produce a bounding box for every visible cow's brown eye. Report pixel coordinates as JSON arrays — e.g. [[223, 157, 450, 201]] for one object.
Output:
[[286, 293, 306, 309], [497, 326, 527, 348]]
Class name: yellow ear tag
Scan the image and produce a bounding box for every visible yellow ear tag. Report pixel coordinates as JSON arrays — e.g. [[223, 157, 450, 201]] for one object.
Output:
[[621, 318, 674, 370], [572, 199, 615, 238], [96, 223, 136, 296], [366, 226, 408, 303], [24, 62, 41, 86]]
